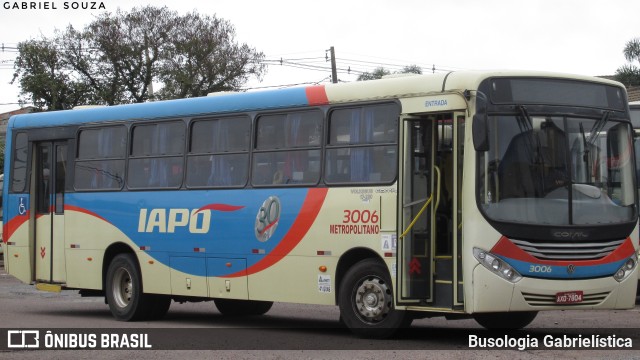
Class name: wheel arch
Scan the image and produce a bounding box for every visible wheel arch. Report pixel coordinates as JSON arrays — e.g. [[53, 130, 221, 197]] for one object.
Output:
[[102, 242, 137, 292], [335, 247, 387, 304]]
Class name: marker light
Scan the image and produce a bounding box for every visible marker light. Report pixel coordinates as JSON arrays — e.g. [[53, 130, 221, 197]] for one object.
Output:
[[614, 254, 637, 282], [473, 247, 522, 283]]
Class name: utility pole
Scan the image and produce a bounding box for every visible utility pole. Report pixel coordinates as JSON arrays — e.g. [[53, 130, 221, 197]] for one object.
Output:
[[329, 46, 338, 83]]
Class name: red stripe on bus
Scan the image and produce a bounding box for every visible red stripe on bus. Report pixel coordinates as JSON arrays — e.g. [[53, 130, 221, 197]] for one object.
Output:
[[3, 212, 30, 242], [222, 187, 329, 278], [196, 204, 245, 213], [491, 236, 636, 266], [305, 85, 329, 106]]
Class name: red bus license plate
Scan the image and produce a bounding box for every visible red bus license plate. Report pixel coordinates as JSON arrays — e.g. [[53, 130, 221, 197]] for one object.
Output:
[[555, 291, 583, 304]]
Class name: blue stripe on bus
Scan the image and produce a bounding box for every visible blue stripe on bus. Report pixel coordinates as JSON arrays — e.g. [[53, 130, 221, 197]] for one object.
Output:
[[502, 256, 625, 279], [8, 87, 313, 129], [64, 189, 311, 276]]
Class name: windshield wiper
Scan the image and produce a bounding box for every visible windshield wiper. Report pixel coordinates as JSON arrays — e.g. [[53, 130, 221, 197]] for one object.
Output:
[[587, 111, 611, 147], [516, 105, 533, 132], [516, 105, 542, 164]]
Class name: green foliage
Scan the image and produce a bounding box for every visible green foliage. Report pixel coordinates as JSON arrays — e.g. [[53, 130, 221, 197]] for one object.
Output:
[[615, 38, 640, 86], [12, 6, 266, 109], [11, 40, 91, 110], [357, 65, 422, 81], [357, 67, 391, 81], [156, 11, 265, 99]]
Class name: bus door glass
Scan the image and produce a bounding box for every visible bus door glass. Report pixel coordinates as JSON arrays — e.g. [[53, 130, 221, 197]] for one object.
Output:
[[34, 141, 67, 283], [399, 117, 435, 302], [398, 113, 464, 307]]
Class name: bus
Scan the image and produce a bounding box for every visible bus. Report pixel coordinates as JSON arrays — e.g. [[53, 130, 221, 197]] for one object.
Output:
[[2, 71, 638, 338], [630, 101, 640, 301]]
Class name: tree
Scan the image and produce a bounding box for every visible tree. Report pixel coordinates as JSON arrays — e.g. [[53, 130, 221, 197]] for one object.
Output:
[[401, 65, 422, 75], [11, 39, 91, 110], [157, 12, 265, 99], [357, 67, 391, 81], [615, 37, 640, 86], [12, 6, 266, 109], [357, 65, 422, 81]]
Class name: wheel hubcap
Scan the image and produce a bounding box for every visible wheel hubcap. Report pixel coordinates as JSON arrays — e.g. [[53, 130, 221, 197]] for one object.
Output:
[[354, 277, 391, 323], [112, 268, 133, 308]]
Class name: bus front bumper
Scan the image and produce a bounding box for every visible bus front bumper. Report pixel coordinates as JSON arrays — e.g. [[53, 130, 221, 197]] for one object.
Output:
[[471, 264, 638, 313]]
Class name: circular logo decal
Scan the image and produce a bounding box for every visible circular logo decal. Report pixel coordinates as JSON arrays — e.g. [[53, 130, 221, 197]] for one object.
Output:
[[255, 196, 281, 242]]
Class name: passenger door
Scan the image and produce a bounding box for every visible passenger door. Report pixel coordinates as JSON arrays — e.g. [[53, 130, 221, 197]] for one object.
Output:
[[34, 141, 68, 283]]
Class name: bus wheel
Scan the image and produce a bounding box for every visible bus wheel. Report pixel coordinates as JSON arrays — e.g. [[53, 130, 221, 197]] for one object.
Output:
[[473, 311, 538, 330], [147, 295, 171, 320], [214, 299, 273, 316], [106, 253, 149, 321], [338, 259, 409, 338]]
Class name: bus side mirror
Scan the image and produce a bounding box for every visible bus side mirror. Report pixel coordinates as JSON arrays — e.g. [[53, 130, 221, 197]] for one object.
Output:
[[473, 113, 489, 152]]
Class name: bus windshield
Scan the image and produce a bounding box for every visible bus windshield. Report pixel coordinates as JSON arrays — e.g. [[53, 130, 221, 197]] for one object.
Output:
[[478, 113, 636, 226]]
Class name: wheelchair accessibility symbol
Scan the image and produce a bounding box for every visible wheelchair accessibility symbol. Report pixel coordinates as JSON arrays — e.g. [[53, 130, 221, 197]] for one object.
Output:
[[18, 197, 27, 215]]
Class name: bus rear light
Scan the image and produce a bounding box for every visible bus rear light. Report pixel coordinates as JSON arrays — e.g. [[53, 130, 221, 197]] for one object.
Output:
[[613, 254, 637, 282], [473, 247, 522, 283]]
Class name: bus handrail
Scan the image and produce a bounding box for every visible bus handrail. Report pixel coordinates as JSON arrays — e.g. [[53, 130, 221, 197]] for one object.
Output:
[[400, 166, 440, 239]]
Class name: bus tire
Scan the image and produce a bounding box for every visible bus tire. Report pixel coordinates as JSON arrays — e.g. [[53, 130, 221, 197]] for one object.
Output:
[[105, 253, 149, 321], [338, 258, 409, 338], [147, 295, 172, 320], [473, 311, 538, 330], [214, 299, 273, 316]]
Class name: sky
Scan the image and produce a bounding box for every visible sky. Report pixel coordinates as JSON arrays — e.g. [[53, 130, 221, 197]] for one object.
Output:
[[0, 0, 639, 113]]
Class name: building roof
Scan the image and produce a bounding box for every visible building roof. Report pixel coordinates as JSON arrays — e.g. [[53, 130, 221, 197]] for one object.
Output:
[[627, 86, 640, 102], [0, 106, 37, 121]]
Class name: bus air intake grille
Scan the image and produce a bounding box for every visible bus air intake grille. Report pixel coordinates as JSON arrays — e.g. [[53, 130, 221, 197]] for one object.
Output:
[[521, 291, 610, 307], [510, 238, 625, 261]]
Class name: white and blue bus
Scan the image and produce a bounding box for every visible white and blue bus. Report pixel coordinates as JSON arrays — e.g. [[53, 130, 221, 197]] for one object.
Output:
[[3, 71, 638, 338]]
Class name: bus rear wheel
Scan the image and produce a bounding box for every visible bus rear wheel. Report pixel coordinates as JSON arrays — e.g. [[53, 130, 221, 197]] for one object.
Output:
[[106, 253, 151, 321], [473, 311, 538, 330], [214, 299, 273, 316], [338, 259, 410, 338]]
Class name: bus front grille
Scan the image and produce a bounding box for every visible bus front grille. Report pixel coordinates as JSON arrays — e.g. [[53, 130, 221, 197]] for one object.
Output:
[[510, 238, 625, 261], [521, 291, 610, 307]]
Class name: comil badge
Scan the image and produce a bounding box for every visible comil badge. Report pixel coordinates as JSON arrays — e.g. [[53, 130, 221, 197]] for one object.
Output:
[[255, 196, 281, 242]]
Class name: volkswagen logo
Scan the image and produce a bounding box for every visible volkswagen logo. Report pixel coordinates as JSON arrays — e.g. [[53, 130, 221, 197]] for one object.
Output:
[[567, 264, 576, 274]]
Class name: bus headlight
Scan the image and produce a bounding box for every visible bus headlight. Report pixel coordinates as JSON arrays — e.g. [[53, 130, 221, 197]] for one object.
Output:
[[613, 254, 637, 282], [473, 247, 522, 283]]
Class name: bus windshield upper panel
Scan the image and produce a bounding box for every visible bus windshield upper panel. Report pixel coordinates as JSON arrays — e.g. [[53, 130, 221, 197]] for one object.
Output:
[[478, 114, 636, 226]]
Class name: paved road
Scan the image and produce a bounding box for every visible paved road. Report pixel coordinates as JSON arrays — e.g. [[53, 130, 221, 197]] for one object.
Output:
[[0, 260, 638, 359]]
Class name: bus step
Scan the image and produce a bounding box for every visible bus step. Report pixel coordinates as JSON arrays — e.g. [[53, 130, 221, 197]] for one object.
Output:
[[35, 283, 62, 293], [434, 256, 454, 281]]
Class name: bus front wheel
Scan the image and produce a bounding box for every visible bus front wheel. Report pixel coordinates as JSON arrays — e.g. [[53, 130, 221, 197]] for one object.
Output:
[[338, 259, 410, 338], [105, 253, 150, 321], [473, 311, 538, 330]]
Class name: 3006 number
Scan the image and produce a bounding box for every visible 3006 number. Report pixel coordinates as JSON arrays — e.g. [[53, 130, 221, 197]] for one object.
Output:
[[529, 265, 552, 273], [342, 210, 379, 224]]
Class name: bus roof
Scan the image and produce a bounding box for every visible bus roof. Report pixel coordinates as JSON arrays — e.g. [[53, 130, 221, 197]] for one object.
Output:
[[7, 70, 625, 130]]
